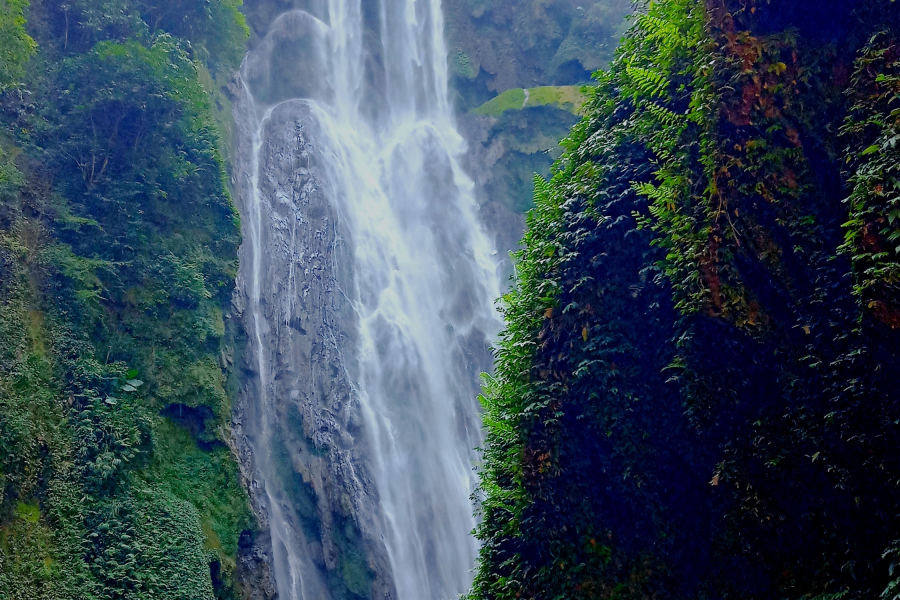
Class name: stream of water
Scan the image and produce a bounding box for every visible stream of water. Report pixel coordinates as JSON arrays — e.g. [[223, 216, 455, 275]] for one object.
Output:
[[235, 1, 502, 598]]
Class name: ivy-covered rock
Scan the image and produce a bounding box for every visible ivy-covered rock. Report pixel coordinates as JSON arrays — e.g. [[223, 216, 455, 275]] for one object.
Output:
[[471, 1, 900, 599]]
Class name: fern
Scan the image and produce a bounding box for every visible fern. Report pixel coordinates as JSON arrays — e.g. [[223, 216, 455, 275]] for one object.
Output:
[[632, 181, 678, 205], [644, 100, 689, 129], [883, 542, 900, 600], [637, 12, 688, 47], [533, 173, 553, 205], [625, 65, 669, 100]]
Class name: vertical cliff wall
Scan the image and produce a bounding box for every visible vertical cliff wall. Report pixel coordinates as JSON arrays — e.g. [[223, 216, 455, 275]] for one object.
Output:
[[469, 1, 900, 598], [0, 1, 263, 599]]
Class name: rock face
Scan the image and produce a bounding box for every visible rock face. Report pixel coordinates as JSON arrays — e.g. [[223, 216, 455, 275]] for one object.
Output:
[[442, 0, 632, 107], [235, 525, 279, 600], [229, 93, 395, 600]]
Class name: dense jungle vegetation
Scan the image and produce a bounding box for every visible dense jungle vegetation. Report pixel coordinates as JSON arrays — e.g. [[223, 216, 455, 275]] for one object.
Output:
[[472, 0, 900, 598], [0, 0, 255, 598]]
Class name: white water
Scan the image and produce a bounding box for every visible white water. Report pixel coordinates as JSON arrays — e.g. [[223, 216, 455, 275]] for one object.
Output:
[[237, 1, 502, 598]]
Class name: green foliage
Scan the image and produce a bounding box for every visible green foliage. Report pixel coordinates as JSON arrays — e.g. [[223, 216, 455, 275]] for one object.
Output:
[[0, 0, 252, 597], [841, 34, 900, 322], [133, 0, 249, 69], [472, 1, 900, 599], [452, 48, 478, 80], [474, 86, 590, 117], [146, 419, 253, 559], [63, 0, 147, 47], [0, 0, 35, 90], [80, 487, 216, 599], [469, 49, 664, 594], [624, 0, 719, 314], [327, 513, 375, 600], [57, 0, 248, 71], [472, 172, 568, 555], [473, 88, 527, 116]]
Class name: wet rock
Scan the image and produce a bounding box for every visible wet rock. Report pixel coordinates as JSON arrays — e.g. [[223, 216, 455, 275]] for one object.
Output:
[[230, 83, 395, 600]]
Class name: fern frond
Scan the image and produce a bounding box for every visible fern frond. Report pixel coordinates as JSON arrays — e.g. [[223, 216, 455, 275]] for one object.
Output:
[[637, 13, 687, 47], [644, 101, 688, 128], [533, 174, 552, 206], [626, 65, 668, 100], [632, 181, 679, 204]]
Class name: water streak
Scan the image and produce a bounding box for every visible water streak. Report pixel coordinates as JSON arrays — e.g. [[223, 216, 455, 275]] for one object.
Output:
[[236, 0, 502, 598]]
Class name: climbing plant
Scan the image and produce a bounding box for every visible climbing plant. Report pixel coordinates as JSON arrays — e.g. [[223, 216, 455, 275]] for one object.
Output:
[[471, 1, 900, 599]]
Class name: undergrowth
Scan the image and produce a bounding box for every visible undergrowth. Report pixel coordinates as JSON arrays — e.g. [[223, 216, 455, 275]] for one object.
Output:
[[0, 0, 253, 598]]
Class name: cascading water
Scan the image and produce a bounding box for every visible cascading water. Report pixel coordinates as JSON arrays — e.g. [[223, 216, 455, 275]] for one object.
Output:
[[232, 1, 502, 599]]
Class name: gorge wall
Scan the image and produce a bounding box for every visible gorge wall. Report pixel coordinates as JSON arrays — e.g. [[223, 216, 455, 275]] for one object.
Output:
[[445, 0, 632, 260], [470, 1, 900, 599], [0, 1, 258, 599]]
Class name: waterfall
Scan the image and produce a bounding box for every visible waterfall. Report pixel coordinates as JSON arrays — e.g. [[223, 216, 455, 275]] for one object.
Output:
[[232, 1, 502, 599]]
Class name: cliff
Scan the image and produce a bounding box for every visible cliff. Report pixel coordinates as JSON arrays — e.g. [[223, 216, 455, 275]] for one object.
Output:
[[471, 0, 900, 598], [0, 1, 265, 598]]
